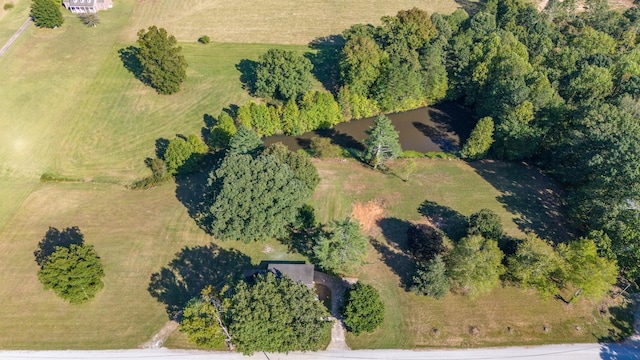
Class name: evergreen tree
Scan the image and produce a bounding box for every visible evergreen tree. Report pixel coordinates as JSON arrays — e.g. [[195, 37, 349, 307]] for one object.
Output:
[[363, 115, 403, 169], [341, 282, 385, 335], [31, 0, 63, 28], [411, 255, 450, 299], [461, 117, 494, 160], [313, 217, 368, 275], [264, 143, 320, 191], [136, 26, 188, 94], [226, 126, 263, 156]]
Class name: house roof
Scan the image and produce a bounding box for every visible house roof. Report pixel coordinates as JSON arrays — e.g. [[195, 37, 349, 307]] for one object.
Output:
[[267, 263, 314, 287], [63, 0, 96, 7]]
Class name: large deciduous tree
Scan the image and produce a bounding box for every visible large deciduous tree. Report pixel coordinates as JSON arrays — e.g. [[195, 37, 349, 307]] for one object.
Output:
[[136, 26, 188, 95], [313, 217, 368, 276], [461, 117, 494, 160], [31, 0, 63, 28], [180, 297, 226, 349], [254, 48, 313, 102], [37, 244, 105, 304], [227, 272, 331, 354], [363, 115, 402, 169], [206, 153, 309, 242], [448, 235, 505, 297], [164, 134, 208, 174], [507, 234, 565, 298], [341, 282, 385, 335]]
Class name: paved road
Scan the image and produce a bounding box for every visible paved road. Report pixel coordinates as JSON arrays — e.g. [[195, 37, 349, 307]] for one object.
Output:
[[0, 343, 639, 360], [0, 17, 32, 58]]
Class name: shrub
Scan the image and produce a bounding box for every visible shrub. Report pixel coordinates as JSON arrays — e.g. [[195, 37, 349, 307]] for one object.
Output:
[[79, 13, 99, 27], [309, 137, 342, 158], [401, 150, 425, 158], [164, 135, 208, 174], [342, 282, 385, 335], [198, 35, 211, 44], [4, 2, 14, 10], [425, 151, 457, 159]]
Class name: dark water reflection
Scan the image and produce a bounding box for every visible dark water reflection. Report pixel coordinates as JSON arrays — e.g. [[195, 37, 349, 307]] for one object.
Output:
[[264, 102, 474, 153]]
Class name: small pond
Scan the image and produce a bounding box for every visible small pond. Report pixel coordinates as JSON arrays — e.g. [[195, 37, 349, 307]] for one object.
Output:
[[264, 102, 475, 153]]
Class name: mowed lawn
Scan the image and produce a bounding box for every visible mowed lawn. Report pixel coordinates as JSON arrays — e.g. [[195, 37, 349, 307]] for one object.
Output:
[[310, 159, 632, 349], [122, 0, 469, 45]]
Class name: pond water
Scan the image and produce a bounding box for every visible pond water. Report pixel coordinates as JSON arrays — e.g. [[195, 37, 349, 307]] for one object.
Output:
[[264, 102, 475, 153]]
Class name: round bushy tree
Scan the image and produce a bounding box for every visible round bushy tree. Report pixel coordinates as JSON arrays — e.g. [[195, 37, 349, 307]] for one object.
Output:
[[37, 244, 105, 304], [255, 48, 313, 102], [31, 0, 64, 28], [468, 208, 503, 241], [313, 217, 368, 276], [227, 272, 331, 354], [342, 282, 385, 335], [164, 135, 208, 174], [448, 235, 505, 297], [180, 297, 226, 349], [136, 26, 188, 94]]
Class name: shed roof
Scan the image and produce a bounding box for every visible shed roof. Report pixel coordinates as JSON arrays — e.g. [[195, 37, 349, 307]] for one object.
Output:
[[267, 263, 314, 287]]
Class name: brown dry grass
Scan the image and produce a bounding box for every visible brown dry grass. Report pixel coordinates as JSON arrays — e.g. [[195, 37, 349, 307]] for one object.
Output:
[[351, 200, 385, 234]]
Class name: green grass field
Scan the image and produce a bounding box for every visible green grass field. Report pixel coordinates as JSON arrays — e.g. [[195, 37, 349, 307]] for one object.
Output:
[[0, 0, 632, 351]]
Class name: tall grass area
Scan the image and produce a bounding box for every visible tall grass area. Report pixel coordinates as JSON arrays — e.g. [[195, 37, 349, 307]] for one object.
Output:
[[311, 159, 632, 349]]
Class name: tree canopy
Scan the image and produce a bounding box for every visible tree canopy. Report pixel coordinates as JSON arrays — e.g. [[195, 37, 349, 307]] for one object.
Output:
[[31, 0, 63, 28], [313, 217, 368, 276], [363, 115, 403, 169], [226, 272, 331, 354], [37, 244, 105, 304], [136, 26, 188, 94], [448, 235, 505, 297], [164, 135, 208, 174], [341, 282, 385, 335], [205, 153, 309, 242], [255, 48, 314, 102], [180, 297, 226, 349]]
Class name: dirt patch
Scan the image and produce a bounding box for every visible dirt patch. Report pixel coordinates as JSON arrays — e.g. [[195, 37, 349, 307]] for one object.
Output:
[[351, 200, 385, 234]]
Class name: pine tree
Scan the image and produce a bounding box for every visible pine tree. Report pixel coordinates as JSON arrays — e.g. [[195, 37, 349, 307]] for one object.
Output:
[[30, 0, 63, 28], [136, 26, 188, 94], [363, 115, 402, 169]]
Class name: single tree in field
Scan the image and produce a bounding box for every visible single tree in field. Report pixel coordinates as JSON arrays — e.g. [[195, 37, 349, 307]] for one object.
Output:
[[31, 0, 63, 28], [227, 272, 331, 354], [37, 244, 105, 304], [313, 217, 368, 276], [448, 235, 505, 297], [461, 116, 494, 160], [341, 282, 385, 335], [363, 115, 402, 169], [136, 26, 188, 94], [164, 134, 208, 174], [254, 48, 314, 102]]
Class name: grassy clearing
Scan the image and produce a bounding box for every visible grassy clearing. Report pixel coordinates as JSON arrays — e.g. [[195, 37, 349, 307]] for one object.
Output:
[[310, 158, 632, 349], [0, 179, 303, 349], [122, 0, 468, 45]]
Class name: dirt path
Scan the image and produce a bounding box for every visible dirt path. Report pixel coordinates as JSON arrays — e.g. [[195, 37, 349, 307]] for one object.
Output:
[[0, 17, 32, 59], [139, 320, 179, 349]]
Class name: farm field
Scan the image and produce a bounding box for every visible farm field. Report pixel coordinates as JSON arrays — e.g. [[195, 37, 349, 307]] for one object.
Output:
[[0, 0, 633, 351]]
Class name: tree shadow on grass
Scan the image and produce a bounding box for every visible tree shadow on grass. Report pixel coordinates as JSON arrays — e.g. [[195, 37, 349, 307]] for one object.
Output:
[[34, 226, 84, 266], [306, 34, 344, 95], [148, 243, 252, 319], [598, 297, 638, 359], [418, 200, 469, 242], [469, 160, 575, 244], [377, 217, 412, 252], [236, 59, 259, 96], [118, 46, 147, 86], [370, 238, 415, 291]]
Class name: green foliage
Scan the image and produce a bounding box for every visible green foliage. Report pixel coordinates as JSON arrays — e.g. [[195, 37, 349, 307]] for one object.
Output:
[[198, 35, 211, 44], [255, 48, 313, 102], [136, 26, 188, 95], [226, 126, 263, 156], [448, 235, 505, 297], [342, 282, 385, 335], [411, 255, 449, 299], [227, 272, 331, 354], [37, 244, 105, 304], [507, 234, 565, 298], [337, 87, 380, 120], [407, 223, 452, 263], [340, 35, 387, 96], [264, 143, 319, 192], [208, 112, 237, 150], [164, 135, 208, 174], [4, 2, 14, 10], [467, 208, 503, 241], [363, 115, 402, 169], [30, 0, 63, 28], [309, 137, 342, 159], [461, 117, 494, 160], [313, 217, 368, 275], [180, 298, 226, 349], [396, 159, 417, 181], [299, 91, 344, 130], [206, 153, 309, 242], [281, 99, 303, 135], [558, 238, 618, 301], [566, 65, 613, 104]]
